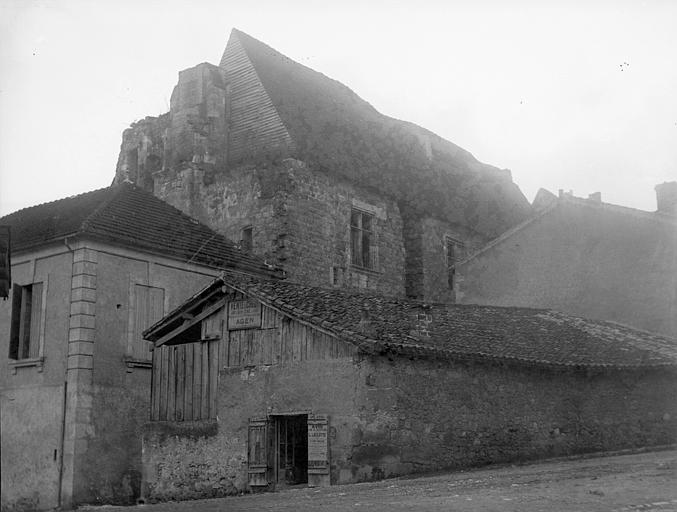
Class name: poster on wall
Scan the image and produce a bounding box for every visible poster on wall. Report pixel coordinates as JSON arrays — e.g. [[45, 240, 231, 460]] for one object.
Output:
[[307, 414, 329, 474], [228, 299, 261, 330]]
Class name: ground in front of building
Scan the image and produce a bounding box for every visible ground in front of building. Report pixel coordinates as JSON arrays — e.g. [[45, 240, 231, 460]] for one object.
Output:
[[80, 449, 677, 512]]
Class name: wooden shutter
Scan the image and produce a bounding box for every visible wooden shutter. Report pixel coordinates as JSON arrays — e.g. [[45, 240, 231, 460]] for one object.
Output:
[[133, 285, 164, 360], [248, 417, 271, 487], [28, 282, 43, 359], [8, 285, 22, 359], [133, 285, 149, 360]]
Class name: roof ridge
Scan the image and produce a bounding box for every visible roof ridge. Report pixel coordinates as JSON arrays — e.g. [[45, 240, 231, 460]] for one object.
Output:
[[0, 185, 111, 221], [80, 184, 126, 232]]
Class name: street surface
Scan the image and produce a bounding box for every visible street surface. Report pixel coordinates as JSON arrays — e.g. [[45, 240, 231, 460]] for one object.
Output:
[[82, 449, 677, 512]]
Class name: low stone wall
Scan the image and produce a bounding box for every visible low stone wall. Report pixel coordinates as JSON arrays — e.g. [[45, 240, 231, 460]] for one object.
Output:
[[141, 355, 677, 502]]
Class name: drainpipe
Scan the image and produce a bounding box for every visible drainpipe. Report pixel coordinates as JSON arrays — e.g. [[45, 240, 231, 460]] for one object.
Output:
[[58, 236, 75, 508]]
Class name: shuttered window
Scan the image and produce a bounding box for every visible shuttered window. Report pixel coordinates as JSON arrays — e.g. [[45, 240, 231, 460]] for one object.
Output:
[[130, 284, 165, 361], [9, 282, 43, 360]]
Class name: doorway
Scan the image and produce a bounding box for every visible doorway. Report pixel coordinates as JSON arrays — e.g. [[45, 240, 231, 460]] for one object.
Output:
[[274, 415, 308, 486]]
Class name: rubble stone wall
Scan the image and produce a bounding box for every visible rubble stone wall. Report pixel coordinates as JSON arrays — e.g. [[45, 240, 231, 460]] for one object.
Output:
[[141, 353, 677, 502], [154, 159, 407, 295]]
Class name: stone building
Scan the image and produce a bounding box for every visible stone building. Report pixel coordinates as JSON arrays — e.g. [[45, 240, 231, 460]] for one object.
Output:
[[113, 28, 532, 302], [457, 183, 677, 338], [0, 183, 280, 511], [140, 271, 677, 501]]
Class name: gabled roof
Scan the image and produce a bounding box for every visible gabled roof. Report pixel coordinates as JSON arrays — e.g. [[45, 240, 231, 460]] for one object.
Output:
[[146, 272, 677, 370], [0, 183, 282, 277], [458, 191, 677, 266], [220, 29, 531, 238]]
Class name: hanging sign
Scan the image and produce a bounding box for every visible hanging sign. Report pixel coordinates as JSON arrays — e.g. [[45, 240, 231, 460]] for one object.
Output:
[[307, 414, 329, 474], [228, 299, 261, 330]]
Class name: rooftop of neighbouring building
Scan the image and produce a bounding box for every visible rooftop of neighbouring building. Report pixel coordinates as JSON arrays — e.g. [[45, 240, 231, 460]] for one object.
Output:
[[146, 271, 677, 370], [0, 183, 283, 277], [459, 183, 677, 266]]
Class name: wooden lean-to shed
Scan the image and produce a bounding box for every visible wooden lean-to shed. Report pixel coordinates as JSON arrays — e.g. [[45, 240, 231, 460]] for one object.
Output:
[[142, 271, 677, 502]]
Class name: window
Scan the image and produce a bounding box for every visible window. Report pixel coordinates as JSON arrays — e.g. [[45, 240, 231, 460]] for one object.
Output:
[[350, 209, 376, 269], [9, 283, 43, 360], [128, 284, 165, 363], [241, 226, 253, 253], [445, 237, 464, 289]]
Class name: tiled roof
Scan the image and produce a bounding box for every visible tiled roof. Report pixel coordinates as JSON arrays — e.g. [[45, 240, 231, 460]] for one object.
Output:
[[210, 272, 677, 369], [223, 29, 532, 238], [0, 184, 282, 277]]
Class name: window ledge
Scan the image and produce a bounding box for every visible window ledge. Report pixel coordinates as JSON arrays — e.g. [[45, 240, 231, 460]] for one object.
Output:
[[350, 264, 381, 276], [8, 357, 45, 374], [124, 357, 153, 371]]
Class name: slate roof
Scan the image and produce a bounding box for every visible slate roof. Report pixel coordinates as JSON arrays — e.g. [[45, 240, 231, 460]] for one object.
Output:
[[221, 29, 532, 238], [0, 184, 282, 277], [146, 272, 677, 370]]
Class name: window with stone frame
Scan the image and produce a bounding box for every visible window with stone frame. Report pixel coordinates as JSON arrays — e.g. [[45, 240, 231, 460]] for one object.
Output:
[[350, 209, 376, 270], [9, 282, 43, 360], [445, 236, 464, 289]]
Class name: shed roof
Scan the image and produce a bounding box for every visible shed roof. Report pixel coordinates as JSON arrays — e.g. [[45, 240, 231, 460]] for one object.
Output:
[[220, 29, 532, 238], [0, 183, 282, 277], [146, 272, 677, 370]]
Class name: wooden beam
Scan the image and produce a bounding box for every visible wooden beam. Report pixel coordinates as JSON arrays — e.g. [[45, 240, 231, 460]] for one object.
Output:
[[154, 300, 225, 348]]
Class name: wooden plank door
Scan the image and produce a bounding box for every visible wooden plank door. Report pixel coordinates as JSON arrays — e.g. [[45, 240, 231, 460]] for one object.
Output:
[[247, 417, 271, 487]]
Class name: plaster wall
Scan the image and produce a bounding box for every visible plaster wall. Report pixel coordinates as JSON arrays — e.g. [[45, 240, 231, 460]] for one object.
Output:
[[76, 249, 216, 505], [0, 249, 72, 512]]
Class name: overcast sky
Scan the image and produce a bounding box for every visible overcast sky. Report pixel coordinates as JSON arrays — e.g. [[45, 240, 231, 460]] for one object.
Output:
[[1, 0, 676, 216]]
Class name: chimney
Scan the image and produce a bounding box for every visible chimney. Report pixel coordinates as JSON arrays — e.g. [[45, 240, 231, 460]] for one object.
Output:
[[655, 182, 677, 215], [588, 192, 601, 203]]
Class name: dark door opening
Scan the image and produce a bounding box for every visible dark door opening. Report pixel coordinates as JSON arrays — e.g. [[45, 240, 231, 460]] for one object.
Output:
[[274, 415, 308, 486]]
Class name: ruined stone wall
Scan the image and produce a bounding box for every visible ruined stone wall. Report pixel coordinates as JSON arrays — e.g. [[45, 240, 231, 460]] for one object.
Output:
[[403, 215, 485, 303], [154, 159, 406, 295], [140, 350, 677, 502], [115, 115, 169, 191], [457, 200, 677, 338], [281, 161, 405, 293]]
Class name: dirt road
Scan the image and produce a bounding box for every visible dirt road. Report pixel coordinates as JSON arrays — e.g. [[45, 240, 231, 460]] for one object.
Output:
[[82, 449, 677, 511]]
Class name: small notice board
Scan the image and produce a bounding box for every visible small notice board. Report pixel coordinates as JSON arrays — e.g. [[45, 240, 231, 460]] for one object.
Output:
[[228, 299, 261, 330], [307, 414, 329, 474]]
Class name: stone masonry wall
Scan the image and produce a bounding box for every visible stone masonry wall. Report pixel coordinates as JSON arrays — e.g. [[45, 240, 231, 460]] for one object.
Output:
[[403, 213, 484, 302], [141, 352, 677, 502], [355, 357, 677, 476], [154, 159, 406, 295]]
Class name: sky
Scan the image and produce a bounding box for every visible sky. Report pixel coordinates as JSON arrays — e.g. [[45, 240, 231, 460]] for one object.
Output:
[[1, 0, 676, 216]]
